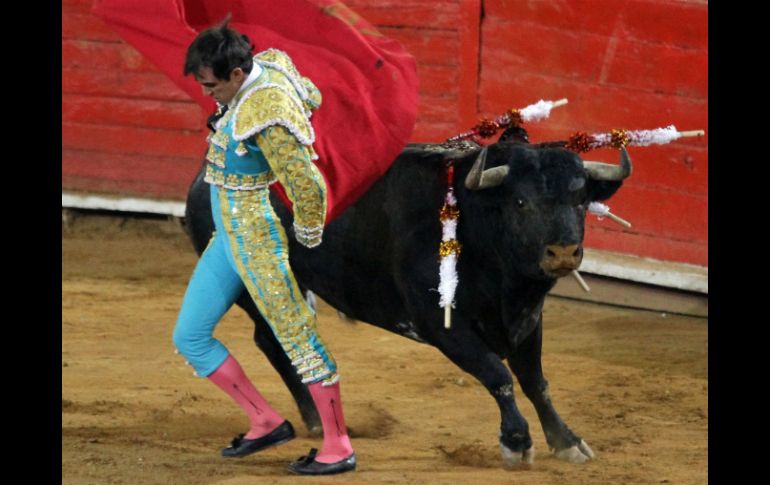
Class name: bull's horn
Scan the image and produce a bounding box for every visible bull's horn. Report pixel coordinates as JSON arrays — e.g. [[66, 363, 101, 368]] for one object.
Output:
[[465, 147, 510, 190], [583, 146, 633, 181], [464, 147, 488, 189], [476, 166, 510, 189]]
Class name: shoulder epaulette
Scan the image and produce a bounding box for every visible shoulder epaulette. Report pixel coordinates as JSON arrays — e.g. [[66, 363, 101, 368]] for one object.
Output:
[[231, 83, 315, 145]]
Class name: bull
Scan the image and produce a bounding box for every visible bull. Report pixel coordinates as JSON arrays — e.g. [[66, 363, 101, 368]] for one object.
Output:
[[183, 129, 631, 466]]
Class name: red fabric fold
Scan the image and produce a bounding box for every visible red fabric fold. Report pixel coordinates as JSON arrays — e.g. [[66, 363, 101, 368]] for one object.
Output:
[[92, 0, 419, 222]]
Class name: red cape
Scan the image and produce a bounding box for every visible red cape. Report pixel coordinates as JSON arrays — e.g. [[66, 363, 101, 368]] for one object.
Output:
[[92, 0, 419, 222]]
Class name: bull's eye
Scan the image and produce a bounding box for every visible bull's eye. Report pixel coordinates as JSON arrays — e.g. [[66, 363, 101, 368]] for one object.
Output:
[[516, 198, 525, 208]]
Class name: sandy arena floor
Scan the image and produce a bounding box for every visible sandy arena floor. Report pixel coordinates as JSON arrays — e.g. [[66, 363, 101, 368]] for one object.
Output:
[[62, 213, 707, 484]]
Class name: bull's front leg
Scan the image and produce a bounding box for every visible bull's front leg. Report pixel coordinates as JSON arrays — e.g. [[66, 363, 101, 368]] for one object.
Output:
[[507, 315, 594, 463], [429, 317, 535, 467]]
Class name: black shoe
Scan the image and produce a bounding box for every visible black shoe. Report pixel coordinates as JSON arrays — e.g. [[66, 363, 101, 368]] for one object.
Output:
[[288, 448, 357, 475], [221, 420, 295, 458]]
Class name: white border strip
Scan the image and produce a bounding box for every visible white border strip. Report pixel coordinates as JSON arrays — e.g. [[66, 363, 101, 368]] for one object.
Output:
[[62, 191, 186, 218], [580, 248, 708, 294], [61, 191, 708, 294]]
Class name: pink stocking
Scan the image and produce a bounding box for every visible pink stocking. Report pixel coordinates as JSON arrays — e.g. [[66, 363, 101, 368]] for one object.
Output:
[[308, 381, 354, 463], [208, 355, 285, 439]]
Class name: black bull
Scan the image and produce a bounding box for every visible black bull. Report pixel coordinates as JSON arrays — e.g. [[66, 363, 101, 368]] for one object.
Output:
[[184, 137, 631, 466]]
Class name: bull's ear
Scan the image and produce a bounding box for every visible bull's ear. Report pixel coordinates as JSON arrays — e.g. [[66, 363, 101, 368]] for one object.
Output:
[[586, 179, 623, 202]]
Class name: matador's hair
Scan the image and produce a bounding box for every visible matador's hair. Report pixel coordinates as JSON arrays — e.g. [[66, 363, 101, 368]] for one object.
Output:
[[183, 14, 255, 80]]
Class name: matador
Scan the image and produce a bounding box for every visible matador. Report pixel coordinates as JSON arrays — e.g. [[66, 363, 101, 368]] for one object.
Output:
[[173, 23, 356, 476]]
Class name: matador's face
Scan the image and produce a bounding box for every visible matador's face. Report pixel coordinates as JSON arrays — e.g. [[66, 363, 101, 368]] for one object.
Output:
[[194, 66, 245, 106]]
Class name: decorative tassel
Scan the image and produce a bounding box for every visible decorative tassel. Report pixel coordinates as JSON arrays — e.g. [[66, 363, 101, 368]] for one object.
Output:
[[567, 125, 705, 152], [519, 98, 567, 123], [447, 98, 568, 143], [438, 165, 461, 329]]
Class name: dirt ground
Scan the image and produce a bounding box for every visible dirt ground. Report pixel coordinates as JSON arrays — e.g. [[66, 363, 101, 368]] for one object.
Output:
[[62, 212, 708, 484]]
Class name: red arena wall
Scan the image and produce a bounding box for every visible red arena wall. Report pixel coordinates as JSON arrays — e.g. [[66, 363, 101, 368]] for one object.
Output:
[[62, 0, 708, 267]]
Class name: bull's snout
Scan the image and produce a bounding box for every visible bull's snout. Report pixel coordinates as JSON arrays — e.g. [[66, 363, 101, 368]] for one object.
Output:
[[540, 244, 583, 277]]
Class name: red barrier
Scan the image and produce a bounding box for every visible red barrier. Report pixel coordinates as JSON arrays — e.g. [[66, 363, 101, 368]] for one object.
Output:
[[63, 0, 707, 266]]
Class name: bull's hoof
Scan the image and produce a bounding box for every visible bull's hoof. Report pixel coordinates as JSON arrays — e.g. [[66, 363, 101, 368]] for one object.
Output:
[[553, 439, 594, 463], [500, 442, 535, 468]]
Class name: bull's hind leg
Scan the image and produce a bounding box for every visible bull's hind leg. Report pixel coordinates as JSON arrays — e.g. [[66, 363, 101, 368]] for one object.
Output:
[[507, 317, 594, 463], [430, 319, 535, 467], [234, 293, 322, 435]]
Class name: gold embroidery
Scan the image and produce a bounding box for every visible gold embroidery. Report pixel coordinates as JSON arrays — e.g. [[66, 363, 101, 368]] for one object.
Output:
[[301, 77, 322, 110], [255, 126, 327, 241], [231, 50, 321, 140], [218, 189, 338, 384], [206, 144, 226, 168], [255, 49, 305, 83], [210, 130, 230, 150], [206, 109, 233, 168], [235, 142, 248, 156], [233, 85, 314, 143], [204, 164, 276, 190]]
